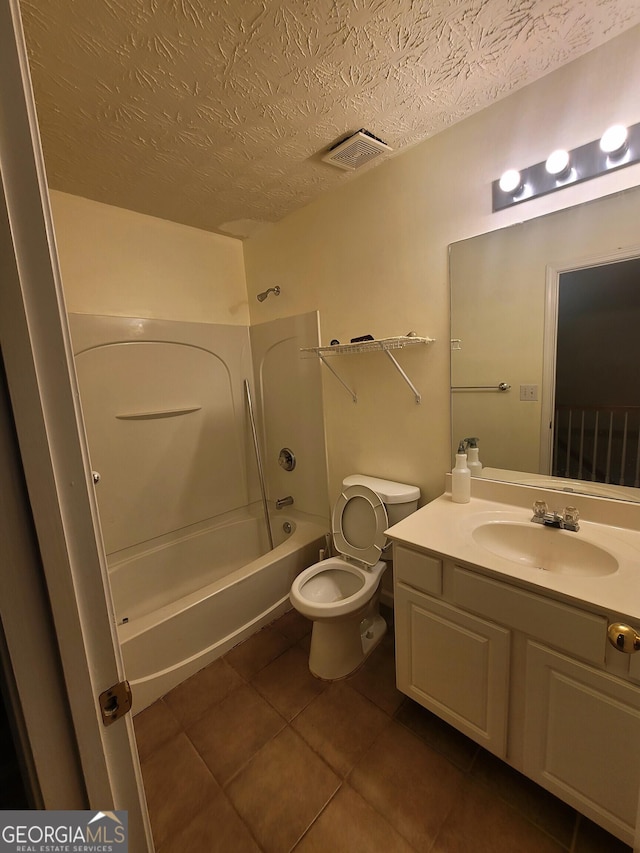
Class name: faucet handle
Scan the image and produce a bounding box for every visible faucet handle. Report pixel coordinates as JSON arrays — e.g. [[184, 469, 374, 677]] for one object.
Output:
[[563, 506, 580, 526], [532, 500, 547, 518]]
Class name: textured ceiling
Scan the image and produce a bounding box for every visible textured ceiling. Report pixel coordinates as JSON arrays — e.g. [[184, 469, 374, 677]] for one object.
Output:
[[20, 0, 640, 238]]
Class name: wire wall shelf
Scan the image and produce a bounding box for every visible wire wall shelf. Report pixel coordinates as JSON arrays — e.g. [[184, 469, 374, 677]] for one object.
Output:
[[301, 335, 434, 357], [300, 335, 435, 403]]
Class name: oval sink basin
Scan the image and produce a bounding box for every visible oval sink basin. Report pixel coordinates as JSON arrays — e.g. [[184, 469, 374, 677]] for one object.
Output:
[[471, 522, 619, 576]]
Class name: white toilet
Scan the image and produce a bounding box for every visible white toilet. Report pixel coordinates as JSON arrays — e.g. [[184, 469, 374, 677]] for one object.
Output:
[[290, 474, 419, 680]]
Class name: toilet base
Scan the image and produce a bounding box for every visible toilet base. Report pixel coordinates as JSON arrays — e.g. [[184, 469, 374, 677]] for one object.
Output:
[[308, 610, 387, 680], [360, 612, 386, 658]]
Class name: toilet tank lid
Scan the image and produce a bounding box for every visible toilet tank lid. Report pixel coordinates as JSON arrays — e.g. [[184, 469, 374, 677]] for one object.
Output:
[[342, 474, 420, 504]]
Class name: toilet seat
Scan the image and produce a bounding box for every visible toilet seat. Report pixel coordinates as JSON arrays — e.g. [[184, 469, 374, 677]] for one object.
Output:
[[332, 483, 389, 567], [290, 557, 385, 619]]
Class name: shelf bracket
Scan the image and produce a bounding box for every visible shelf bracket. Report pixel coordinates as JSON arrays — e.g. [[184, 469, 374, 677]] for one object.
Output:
[[384, 350, 421, 404], [318, 354, 357, 403]]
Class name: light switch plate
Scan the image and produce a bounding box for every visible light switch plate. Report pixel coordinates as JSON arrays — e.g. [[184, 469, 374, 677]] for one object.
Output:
[[520, 384, 538, 401]]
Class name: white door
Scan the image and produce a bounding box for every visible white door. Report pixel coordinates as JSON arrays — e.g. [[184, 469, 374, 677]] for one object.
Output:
[[0, 2, 153, 849]]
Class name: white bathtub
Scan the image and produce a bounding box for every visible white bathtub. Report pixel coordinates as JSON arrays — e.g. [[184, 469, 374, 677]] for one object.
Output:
[[110, 506, 328, 713]]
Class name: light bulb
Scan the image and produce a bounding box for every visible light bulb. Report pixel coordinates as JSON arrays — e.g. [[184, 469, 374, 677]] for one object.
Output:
[[600, 124, 628, 156], [545, 149, 571, 177], [498, 169, 522, 194]]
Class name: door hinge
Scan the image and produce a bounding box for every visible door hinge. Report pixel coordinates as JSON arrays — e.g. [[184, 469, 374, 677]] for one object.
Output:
[[99, 680, 132, 726]]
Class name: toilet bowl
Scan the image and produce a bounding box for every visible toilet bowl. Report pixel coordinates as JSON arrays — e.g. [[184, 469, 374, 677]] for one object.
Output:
[[290, 474, 419, 680]]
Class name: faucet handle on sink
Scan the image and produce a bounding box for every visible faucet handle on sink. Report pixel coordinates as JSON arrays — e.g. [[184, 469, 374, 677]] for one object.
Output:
[[561, 505, 580, 531], [532, 500, 547, 519]]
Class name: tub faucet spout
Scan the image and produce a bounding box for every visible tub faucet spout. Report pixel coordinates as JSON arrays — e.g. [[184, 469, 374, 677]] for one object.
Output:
[[276, 496, 294, 509]]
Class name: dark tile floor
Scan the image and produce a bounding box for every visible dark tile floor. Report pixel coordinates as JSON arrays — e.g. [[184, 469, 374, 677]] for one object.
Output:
[[134, 609, 632, 852]]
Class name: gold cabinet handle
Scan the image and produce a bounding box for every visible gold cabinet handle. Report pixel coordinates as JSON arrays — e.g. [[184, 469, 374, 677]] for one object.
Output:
[[607, 623, 640, 653]]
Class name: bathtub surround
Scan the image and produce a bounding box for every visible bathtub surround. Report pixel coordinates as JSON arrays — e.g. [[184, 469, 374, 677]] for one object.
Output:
[[70, 314, 254, 553], [69, 312, 327, 540], [69, 312, 329, 711], [250, 313, 329, 521]]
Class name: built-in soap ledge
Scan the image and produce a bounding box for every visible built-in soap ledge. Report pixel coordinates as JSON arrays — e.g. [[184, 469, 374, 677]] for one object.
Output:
[[452, 566, 606, 665], [394, 545, 443, 597], [115, 406, 201, 420]]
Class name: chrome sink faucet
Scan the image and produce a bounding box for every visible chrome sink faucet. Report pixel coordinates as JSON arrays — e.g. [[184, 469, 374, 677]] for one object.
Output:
[[531, 501, 580, 532]]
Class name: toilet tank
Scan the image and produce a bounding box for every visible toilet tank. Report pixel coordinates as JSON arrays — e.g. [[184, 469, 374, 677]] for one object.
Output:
[[342, 474, 420, 525]]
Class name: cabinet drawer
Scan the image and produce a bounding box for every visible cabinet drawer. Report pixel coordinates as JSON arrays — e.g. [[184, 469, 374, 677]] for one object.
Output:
[[394, 545, 442, 596], [452, 567, 606, 664]]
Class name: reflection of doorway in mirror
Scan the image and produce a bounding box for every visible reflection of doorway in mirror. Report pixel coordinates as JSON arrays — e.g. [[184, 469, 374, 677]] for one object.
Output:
[[545, 256, 640, 488]]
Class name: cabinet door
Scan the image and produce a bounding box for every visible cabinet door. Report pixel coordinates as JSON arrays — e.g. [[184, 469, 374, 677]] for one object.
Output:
[[395, 583, 510, 757], [524, 641, 640, 846]]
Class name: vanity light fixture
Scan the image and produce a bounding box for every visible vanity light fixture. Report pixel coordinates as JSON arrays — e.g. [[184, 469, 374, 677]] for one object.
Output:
[[600, 124, 628, 158], [498, 169, 523, 194], [545, 149, 572, 179], [492, 120, 640, 211]]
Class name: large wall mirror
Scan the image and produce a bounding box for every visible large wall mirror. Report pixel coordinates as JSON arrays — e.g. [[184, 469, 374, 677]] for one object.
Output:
[[450, 184, 640, 503]]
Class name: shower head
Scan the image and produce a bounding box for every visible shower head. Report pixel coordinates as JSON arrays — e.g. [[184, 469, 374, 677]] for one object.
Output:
[[256, 286, 281, 302]]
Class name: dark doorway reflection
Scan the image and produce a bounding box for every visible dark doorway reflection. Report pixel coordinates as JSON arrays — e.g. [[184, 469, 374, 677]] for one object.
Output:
[[553, 257, 640, 488]]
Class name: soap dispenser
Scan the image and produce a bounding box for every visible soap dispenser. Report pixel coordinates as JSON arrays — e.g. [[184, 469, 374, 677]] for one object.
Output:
[[464, 437, 483, 477], [452, 441, 471, 503]]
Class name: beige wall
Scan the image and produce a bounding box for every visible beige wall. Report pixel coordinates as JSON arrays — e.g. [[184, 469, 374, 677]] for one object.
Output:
[[50, 191, 248, 325], [243, 26, 640, 505]]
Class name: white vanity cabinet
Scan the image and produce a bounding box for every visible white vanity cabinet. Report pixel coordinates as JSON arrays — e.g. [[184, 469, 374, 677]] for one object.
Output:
[[393, 542, 640, 846], [524, 642, 640, 841], [394, 575, 510, 757]]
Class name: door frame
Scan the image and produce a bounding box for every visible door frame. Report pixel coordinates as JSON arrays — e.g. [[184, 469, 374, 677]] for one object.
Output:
[[0, 1, 152, 847]]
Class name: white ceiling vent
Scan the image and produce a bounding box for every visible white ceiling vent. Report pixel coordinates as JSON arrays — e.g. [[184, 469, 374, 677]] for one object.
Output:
[[322, 130, 393, 171]]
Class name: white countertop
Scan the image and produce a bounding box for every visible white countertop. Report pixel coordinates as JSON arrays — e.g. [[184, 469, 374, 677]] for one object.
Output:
[[386, 475, 640, 622]]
